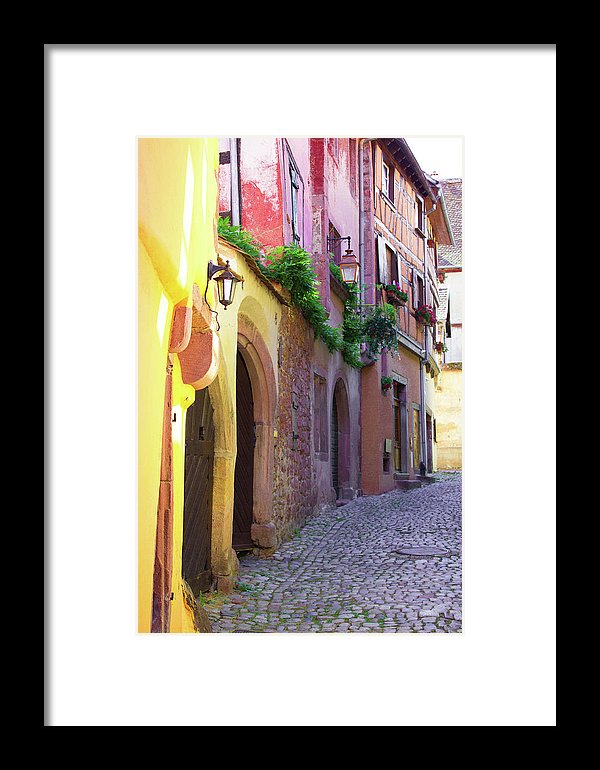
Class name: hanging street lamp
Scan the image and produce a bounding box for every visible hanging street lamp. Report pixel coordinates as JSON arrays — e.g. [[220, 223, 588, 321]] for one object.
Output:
[[338, 246, 360, 284], [207, 259, 244, 309]]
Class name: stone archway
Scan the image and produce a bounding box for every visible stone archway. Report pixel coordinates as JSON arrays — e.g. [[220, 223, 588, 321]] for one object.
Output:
[[236, 314, 277, 550], [331, 377, 351, 500]]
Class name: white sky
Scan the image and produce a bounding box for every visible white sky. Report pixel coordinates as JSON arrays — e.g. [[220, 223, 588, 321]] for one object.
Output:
[[403, 136, 464, 179]]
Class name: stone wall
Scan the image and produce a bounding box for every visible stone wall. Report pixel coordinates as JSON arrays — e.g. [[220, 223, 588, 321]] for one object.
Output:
[[271, 303, 318, 544]]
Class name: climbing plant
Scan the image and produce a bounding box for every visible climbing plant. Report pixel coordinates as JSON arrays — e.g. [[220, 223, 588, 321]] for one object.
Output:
[[260, 244, 344, 353], [217, 216, 264, 263], [340, 283, 364, 368], [217, 217, 391, 368], [329, 258, 344, 284], [361, 303, 399, 358]]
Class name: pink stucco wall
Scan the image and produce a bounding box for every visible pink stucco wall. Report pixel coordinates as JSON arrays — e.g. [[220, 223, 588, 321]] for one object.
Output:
[[238, 137, 284, 251], [229, 137, 364, 502], [324, 138, 360, 266]]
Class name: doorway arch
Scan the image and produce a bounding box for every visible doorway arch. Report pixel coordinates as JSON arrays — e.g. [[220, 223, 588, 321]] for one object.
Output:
[[331, 378, 351, 499], [235, 314, 277, 550], [233, 350, 255, 549]]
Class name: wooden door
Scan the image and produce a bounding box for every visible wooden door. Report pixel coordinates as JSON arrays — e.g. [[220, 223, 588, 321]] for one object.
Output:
[[393, 382, 408, 473], [331, 390, 339, 498], [233, 351, 254, 550], [182, 387, 214, 596], [426, 414, 433, 474], [413, 407, 421, 470]]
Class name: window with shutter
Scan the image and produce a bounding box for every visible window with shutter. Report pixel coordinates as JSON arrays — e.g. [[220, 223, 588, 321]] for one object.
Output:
[[329, 222, 342, 265], [377, 235, 388, 286], [385, 245, 399, 285], [290, 165, 300, 244], [412, 271, 424, 309]]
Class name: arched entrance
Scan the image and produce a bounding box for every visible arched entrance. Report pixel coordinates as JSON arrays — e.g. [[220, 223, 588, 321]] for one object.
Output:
[[233, 350, 255, 550], [331, 378, 351, 500], [331, 389, 340, 499], [182, 387, 214, 595]]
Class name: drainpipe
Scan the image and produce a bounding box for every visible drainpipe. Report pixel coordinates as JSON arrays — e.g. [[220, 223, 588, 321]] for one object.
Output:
[[358, 138, 376, 306], [419, 179, 453, 476], [420, 197, 430, 477], [358, 138, 375, 496], [419, 271, 428, 476], [419, 345, 427, 477], [230, 137, 241, 227]]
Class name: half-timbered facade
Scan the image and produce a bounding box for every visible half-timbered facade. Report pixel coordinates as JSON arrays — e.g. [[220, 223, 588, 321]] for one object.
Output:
[[360, 139, 453, 494]]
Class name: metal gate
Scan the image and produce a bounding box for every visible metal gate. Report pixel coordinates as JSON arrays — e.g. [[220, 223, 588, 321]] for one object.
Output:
[[233, 351, 255, 550], [182, 387, 214, 596]]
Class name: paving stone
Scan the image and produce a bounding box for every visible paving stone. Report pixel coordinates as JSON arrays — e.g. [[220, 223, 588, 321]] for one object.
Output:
[[205, 474, 462, 634]]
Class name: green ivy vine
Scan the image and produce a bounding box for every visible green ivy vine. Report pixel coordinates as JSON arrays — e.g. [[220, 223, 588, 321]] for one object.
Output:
[[217, 217, 399, 368]]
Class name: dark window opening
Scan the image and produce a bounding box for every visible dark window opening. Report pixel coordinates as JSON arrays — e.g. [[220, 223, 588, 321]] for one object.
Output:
[[385, 245, 399, 285], [413, 273, 424, 309], [328, 222, 342, 265]]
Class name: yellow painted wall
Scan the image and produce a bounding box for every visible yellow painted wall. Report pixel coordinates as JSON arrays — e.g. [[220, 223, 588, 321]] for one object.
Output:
[[434, 366, 463, 469], [138, 137, 287, 632], [138, 137, 220, 633]]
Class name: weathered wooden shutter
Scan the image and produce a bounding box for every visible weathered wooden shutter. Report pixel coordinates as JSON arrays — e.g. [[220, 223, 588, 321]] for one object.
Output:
[[290, 165, 300, 243], [377, 235, 388, 285]]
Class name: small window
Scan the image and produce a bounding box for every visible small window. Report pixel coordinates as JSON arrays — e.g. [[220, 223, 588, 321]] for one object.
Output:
[[385, 245, 399, 285], [415, 196, 425, 233], [413, 273, 424, 309], [290, 164, 300, 244], [382, 160, 392, 200], [284, 141, 303, 247], [328, 222, 342, 266]]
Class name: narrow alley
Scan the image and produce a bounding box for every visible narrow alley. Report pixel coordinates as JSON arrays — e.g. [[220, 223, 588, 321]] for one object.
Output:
[[203, 472, 462, 633]]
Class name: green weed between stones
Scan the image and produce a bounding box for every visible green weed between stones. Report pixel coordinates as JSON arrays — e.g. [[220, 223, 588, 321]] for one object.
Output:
[[235, 581, 258, 594]]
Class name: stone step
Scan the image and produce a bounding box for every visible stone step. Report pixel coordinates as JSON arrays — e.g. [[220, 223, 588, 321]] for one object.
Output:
[[416, 475, 437, 485], [395, 479, 423, 490]]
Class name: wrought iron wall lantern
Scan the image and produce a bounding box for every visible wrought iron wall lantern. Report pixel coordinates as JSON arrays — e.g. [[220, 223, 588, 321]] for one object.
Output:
[[207, 259, 244, 309], [328, 235, 360, 284]]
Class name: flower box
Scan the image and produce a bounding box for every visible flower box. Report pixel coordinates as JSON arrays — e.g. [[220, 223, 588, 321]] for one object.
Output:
[[379, 283, 408, 306], [415, 303, 436, 327]]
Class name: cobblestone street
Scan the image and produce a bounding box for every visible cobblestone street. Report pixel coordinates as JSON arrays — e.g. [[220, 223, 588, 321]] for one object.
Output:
[[204, 471, 462, 632]]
